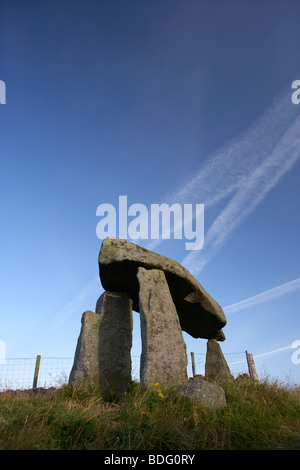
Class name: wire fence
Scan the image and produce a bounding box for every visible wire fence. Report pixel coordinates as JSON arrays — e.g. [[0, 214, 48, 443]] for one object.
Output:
[[187, 352, 249, 378], [0, 352, 251, 392], [0, 357, 73, 391]]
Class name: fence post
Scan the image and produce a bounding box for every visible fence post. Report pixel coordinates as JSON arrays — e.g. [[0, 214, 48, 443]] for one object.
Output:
[[33, 355, 41, 390], [245, 351, 259, 382], [191, 352, 196, 377]]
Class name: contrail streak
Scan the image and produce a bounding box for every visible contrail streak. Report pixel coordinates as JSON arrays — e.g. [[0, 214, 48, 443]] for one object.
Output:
[[51, 275, 101, 330], [53, 84, 300, 327], [254, 345, 293, 360], [223, 278, 300, 314], [181, 114, 300, 275], [145, 86, 300, 259]]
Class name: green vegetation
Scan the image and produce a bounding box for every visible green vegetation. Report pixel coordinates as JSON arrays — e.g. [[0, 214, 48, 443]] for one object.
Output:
[[0, 378, 299, 450]]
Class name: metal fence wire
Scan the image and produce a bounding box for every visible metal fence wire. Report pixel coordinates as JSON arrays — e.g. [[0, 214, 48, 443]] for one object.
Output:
[[0, 357, 74, 391], [0, 352, 251, 391], [188, 352, 249, 378]]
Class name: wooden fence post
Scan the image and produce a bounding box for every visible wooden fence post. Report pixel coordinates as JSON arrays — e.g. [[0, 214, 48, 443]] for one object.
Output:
[[191, 352, 196, 377], [33, 355, 41, 390], [246, 351, 259, 382]]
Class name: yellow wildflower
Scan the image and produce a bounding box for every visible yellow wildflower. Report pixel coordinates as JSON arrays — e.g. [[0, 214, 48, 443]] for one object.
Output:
[[151, 382, 164, 398]]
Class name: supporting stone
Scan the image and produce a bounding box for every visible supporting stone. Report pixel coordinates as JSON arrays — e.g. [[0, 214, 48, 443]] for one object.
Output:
[[137, 267, 188, 387], [69, 292, 133, 400], [205, 339, 233, 382], [69, 310, 102, 388], [97, 291, 133, 400]]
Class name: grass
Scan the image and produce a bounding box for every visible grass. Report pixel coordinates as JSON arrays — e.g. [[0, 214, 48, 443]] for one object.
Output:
[[0, 377, 299, 450]]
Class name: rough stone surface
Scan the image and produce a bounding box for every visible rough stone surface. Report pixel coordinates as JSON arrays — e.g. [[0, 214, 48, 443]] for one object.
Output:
[[69, 292, 133, 400], [69, 310, 102, 388], [137, 267, 188, 387], [99, 237, 226, 340], [97, 291, 133, 400], [205, 339, 233, 382], [177, 377, 227, 408]]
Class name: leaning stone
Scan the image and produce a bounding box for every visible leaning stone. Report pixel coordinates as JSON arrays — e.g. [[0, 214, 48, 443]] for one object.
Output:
[[69, 310, 102, 388], [99, 237, 226, 341], [97, 291, 133, 400], [137, 267, 188, 387], [177, 377, 227, 408], [205, 339, 233, 382]]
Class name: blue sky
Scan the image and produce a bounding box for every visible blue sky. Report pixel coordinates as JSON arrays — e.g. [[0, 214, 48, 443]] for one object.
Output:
[[1, 0, 300, 385]]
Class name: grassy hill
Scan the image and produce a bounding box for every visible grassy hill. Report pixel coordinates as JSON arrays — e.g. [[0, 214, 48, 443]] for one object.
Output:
[[0, 377, 299, 450]]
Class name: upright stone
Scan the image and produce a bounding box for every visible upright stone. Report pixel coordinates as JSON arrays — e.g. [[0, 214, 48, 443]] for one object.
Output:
[[205, 339, 233, 382], [69, 292, 133, 400], [96, 291, 133, 400], [137, 267, 188, 387], [69, 310, 102, 388]]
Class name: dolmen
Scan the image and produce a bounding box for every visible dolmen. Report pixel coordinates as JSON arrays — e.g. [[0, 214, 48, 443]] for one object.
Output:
[[69, 237, 230, 401]]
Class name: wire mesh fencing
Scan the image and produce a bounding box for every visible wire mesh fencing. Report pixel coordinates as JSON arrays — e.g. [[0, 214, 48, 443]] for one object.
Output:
[[0, 357, 37, 391], [188, 351, 249, 378], [0, 357, 74, 391], [0, 351, 252, 391]]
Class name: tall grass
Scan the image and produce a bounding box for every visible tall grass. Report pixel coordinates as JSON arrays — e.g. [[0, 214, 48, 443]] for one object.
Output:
[[0, 378, 299, 450]]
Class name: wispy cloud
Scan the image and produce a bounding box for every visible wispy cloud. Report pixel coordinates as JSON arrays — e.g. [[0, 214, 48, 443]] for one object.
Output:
[[55, 85, 300, 328], [167, 87, 299, 207], [145, 86, 300, 262], [51, 275, 102, 330], [223, 278, 300, 314], [181, 113, 300, 275]]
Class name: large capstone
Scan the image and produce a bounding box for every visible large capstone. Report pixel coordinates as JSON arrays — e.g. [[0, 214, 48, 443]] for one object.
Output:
[[99, 237, 226, 340], [137, 267, 188, 387]]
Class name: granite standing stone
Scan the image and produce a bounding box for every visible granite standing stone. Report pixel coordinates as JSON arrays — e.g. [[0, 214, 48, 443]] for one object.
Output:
[[69, 292, 133, 399], [137, 267, 188, 387], [69, 310, 102, 388], [205, 339, 233, 382], [96, 291, 133, 400]]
